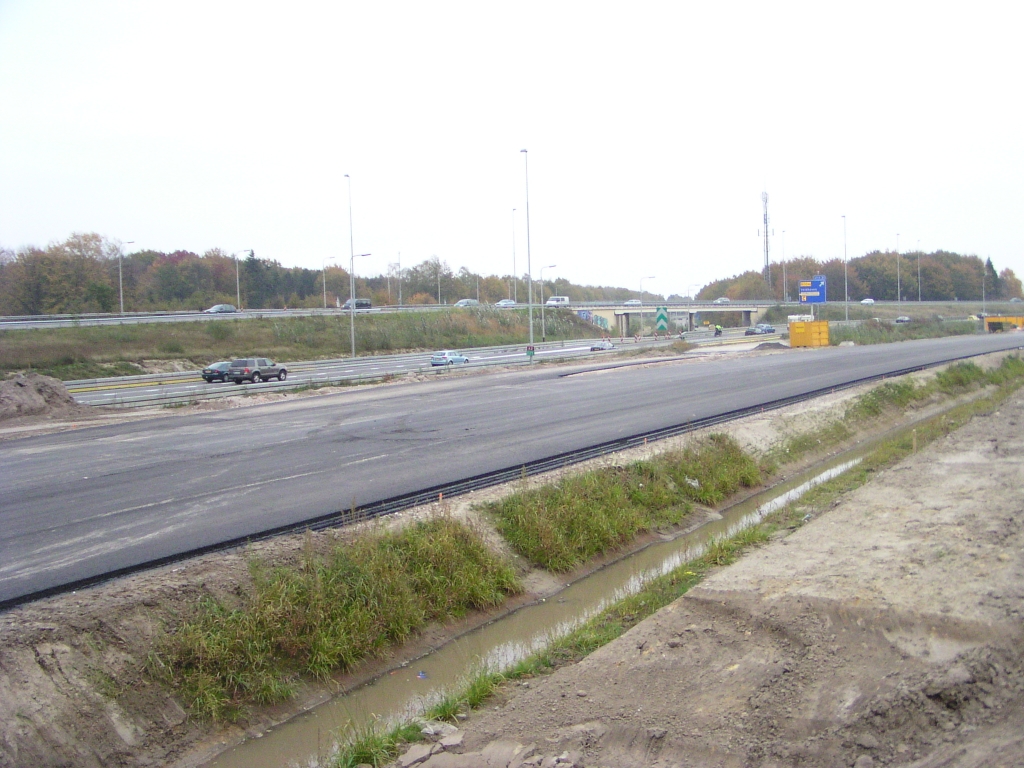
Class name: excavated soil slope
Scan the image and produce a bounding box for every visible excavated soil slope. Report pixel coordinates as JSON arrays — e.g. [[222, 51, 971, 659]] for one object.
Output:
[[395, 392, 1024, 768]]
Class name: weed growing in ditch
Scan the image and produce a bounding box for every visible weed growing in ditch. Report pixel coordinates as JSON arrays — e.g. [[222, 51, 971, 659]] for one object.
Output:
[[485, 433, 764, 572], [152, 517, 520, 720], [328, 525, 772, 766]]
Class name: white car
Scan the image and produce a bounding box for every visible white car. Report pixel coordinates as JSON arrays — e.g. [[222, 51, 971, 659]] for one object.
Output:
[[430, 350, 469, 366], [623, 299, 642, 307], [495, 299, 517, 307], [860, 298, 875, 305], [713, 297, 731, 304]]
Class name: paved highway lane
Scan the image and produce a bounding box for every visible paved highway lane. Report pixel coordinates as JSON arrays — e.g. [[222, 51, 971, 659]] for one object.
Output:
[[2, 334, 1022, 605]]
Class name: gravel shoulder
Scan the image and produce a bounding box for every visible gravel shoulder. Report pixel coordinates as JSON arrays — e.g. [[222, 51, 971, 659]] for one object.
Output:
[[402, 385, 1024, 767]]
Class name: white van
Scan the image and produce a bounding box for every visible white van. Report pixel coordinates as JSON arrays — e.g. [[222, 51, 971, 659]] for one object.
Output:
[[545, 296, 570, 307]]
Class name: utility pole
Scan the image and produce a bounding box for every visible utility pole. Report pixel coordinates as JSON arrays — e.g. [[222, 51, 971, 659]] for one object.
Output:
[[762, 192, 770, 286]]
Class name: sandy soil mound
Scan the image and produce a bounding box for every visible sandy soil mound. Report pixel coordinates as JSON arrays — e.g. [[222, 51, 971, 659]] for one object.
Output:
[[0, 374, 86, 421], [397, 392, 1024, 768]]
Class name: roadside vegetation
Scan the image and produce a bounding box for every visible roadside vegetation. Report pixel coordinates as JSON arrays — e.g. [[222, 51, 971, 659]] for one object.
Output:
[[485, 434, 763, 571], [146, 355, 1024, 736], [829, 317, 979, 345], [323, 353, 1024, 768], [0, 309, 599, 380], [150, 517, 521, 721], [767, 357, 1023, 466]]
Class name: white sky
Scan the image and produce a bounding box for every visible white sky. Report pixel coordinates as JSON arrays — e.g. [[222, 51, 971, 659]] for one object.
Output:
[[1, 1, 1021, 297]]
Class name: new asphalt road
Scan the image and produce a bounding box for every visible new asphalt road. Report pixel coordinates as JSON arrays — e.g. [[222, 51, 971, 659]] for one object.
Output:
[[2, 334, 1022, 606]]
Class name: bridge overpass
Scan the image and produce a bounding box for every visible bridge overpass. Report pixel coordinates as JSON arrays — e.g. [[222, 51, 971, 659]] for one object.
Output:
[[573, 302, 770, 335]]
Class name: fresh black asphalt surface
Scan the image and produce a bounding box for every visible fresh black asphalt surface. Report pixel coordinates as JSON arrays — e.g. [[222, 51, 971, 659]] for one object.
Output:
[[2, 334, 1022, 605]]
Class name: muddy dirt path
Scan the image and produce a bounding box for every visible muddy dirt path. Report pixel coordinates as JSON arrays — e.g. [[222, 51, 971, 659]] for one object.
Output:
[[395, 391, 1024, 767]]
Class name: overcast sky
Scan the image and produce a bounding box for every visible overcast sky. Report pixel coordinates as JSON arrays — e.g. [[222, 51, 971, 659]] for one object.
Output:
[[1, 1, 1021, 297]]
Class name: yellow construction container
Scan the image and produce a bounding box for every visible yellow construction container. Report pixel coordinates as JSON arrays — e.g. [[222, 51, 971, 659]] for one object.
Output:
[[983, 316, 1024, 333], [789, 320, 830, 348]]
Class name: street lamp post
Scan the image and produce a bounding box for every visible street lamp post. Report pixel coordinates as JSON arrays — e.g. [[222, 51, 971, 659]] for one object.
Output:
[[119, 241, 134, 314], [521, 149, 534, 345], [639, 275, 655, 337], [842, 216, 848, 321], [539, 264, 556, 341], [231, 250, 250, 310]]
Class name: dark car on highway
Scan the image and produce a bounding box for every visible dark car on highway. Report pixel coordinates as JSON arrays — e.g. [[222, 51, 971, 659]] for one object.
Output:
[[227, 357, 287, 384], [201, 361, 232, 382], [744, 323, 775, 336]]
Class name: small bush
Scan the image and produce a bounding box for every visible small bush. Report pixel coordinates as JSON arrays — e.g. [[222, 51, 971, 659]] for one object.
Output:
[[935, 361, 987, 394]]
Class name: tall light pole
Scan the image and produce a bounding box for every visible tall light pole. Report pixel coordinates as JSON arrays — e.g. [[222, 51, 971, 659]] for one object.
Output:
[[842, 216, 848, 321], [323, 255, 336, 309], [119, 241, 133, 314], [896, 233, 901, 306], [521, 149, 534, 345], [231, 250, 250, 309], [397, 253, 402, 305], [539, 264, 556, 341], [511, 208, 517, 302], [639, 275, 655, 337]]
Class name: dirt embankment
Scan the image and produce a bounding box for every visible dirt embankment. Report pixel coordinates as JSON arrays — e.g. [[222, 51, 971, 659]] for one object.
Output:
[[393, 391, 1024, 767], [0, 373, 89, 422], [1, 353, 1021, 768]]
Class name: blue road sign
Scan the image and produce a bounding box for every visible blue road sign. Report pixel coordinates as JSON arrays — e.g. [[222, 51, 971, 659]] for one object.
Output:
[[799, 275, 827, 304]]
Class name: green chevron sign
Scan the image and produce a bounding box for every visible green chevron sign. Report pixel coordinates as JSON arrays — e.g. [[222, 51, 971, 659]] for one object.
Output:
[[655, 307, 669, 331]]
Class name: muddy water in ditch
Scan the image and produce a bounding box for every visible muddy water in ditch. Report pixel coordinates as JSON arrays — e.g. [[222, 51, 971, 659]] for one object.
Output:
[[207, 452, 864, 768]]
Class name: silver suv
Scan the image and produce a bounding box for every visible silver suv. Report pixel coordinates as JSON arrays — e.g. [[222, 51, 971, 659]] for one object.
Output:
[[227, 357, 287, 384]]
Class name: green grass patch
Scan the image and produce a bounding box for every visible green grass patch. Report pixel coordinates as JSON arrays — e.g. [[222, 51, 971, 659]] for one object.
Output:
[[151, 517, 520, 721], [0, 310, 600, 379], [485, 434, 763, 572]]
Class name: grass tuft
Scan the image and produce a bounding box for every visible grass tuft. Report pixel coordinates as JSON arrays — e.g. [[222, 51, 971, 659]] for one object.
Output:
[[485, 433, 763, 572], [152, 517, 520, 720]]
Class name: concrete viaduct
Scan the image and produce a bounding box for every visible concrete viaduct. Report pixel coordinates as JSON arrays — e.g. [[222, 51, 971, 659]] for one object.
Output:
[[574, 303, 769, 336]]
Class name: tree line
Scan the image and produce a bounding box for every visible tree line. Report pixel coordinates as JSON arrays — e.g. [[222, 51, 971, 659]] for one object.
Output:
[[700, 251, 1022, 304], [0, 233, 660, 315], [1, 232, 1019, 315]]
